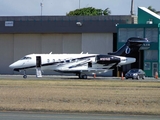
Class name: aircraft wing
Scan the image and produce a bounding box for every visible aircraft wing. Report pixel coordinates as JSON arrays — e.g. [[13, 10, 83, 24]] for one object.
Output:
[[54, 55, 120, 75]]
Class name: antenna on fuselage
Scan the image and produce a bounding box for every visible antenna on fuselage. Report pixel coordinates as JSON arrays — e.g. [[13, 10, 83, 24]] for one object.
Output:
[[49, 52, 52, 54]]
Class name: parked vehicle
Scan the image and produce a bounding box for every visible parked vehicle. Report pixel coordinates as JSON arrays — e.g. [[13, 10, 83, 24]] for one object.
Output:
[[125, 69, 145, 80]]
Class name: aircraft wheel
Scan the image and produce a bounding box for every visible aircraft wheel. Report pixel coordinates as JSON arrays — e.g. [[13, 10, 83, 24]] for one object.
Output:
[[142, 75, 145, 79], [23, 75, 27, 79], [78, 74, 87, 79], [82, 75, 87, 79]]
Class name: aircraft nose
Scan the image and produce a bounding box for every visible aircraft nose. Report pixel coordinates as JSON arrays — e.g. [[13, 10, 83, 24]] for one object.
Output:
[[9, 61, 21, 69], [9, 63, 16, 68]]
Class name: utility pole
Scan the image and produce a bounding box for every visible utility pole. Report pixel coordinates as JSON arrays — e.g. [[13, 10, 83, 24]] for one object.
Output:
[[130, 0, 134, 15], [79, 0, 80, 9], [130, 0, 135, 24], [40, 2, 43, 16]]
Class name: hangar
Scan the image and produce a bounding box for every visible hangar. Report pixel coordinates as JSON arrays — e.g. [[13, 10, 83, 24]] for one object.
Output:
[[0, 15, 135, 76]]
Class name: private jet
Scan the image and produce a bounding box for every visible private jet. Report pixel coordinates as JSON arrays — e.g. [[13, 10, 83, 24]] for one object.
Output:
[[9, 37, 150, 79]]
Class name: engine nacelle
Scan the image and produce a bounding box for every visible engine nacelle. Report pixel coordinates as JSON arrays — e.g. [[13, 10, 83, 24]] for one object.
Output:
[[96, 55, 120, 64]]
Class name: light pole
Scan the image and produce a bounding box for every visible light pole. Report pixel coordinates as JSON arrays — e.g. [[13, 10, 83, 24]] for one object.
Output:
[[79, 0, 80, 9], [40, 2, 43, 16], [130, 0, 134, 15]]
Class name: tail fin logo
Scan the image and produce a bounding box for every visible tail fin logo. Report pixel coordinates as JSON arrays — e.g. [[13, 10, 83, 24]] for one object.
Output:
[[125, 46, 131, 54]]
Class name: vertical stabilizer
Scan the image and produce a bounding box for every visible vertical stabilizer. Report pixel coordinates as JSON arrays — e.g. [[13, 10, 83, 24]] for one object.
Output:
[[108, 37, 150, 56]]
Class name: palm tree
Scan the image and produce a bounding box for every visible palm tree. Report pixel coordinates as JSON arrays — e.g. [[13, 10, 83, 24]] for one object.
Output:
[[103, 8, 111, 15], [147, 6, 159, 14]]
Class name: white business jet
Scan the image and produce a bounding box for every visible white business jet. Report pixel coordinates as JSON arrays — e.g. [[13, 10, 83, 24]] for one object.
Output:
[[9, 37, 150, 79]]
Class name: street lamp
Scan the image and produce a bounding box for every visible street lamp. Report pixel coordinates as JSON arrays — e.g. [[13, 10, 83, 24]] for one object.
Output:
[[40, 2, 43, 16], [79, 0, 80, 9]]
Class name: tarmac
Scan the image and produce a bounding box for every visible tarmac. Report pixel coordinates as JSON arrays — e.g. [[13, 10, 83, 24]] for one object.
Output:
[[0, 74, 159, 81]]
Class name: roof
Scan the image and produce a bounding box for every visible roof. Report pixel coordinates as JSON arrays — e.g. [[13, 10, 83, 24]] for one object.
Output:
[[139, 7, 160, 19], [0, 15, 133, 34], [138, 7, 160, 24]]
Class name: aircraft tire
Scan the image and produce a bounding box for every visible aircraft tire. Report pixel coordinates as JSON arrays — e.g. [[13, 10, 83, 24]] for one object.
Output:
[[23, 75, 27, 79], [78, 74, 87, 79], [142, 75, 145, 79], [82, 75, 87, 79]]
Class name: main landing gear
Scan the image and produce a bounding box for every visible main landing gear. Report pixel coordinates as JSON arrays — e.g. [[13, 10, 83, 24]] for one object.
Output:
[[78, 73, 88, 79]]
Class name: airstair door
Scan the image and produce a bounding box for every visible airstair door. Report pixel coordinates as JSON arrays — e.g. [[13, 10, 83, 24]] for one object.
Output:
[[36, 56, 42, 77], [36, 56, 41, 67]]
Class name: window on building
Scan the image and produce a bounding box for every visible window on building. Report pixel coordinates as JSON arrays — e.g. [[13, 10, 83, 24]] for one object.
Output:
[[144, 50, 158, 61], [118, 28, 143, 42], [145, 28, 158, 42], [144, 62, 151, 70]]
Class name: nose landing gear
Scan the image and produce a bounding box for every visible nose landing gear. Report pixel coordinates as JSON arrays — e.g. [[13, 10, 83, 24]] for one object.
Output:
[[23, 70, 27, 79]]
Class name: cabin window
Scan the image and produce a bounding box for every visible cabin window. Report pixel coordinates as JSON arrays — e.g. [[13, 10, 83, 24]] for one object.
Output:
[[47, 59, 50, 63], [72, 59, 76, 62], [66, 60, 70, 63], [58, 59, 61, 62]]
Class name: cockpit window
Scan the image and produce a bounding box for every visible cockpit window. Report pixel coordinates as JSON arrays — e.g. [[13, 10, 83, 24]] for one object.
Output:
[[21, 57, 32, 60]]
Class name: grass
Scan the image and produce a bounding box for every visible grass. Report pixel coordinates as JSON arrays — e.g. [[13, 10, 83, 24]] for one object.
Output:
[[0, 79, 160, 115]]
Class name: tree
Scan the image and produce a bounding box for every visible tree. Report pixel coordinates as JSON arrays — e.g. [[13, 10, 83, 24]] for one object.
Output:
[[103, 8, 111, 15], [147, 6, 159, 14], [66, 7, 111, 16]]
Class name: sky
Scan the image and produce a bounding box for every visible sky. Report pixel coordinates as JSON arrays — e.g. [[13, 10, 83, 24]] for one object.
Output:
[[0, 0, 159, 16]]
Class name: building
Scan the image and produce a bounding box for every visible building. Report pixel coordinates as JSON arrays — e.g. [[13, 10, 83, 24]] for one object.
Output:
[[117, 7, 160, 77], [0, 15, 134, 75]]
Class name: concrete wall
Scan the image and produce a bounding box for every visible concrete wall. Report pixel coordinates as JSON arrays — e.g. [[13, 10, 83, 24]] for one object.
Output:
[[41, 34, 63, 53], [0, 33, 113, 76], [82, 33, 113, 54], [62, 34, 81, 53], [82, 33, 113, 76], [0, 34, 13, 74], [14, 34, 41, 59]]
